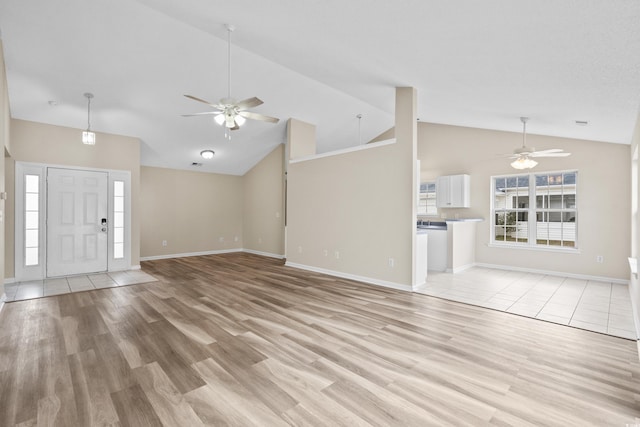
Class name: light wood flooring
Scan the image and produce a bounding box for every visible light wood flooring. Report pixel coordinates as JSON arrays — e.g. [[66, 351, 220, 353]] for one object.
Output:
[[0, 252, 639, 426]]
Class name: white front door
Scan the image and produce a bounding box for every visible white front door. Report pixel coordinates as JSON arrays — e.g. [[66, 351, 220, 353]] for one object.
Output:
[[46, 168, 109, 277]]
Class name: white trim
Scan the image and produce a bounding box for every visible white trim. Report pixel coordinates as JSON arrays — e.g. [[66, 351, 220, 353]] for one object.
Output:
[[475, 262, 629, 285], [14, 162, 132, 281], [288, 138, 396, 164], [140, 249, 242, 261], [446, 263, 475, 274], [284, 261, 412, 292], [488, 243, 580, 254], [130, 265, 141, 270], [629, 285, 640, 340], [243, 249, 285, 259], [4, 277, 16, 285]]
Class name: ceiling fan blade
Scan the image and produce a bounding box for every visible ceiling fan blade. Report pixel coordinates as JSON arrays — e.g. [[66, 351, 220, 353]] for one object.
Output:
[[238, 111, 280, 123], [181, 111, 221, 117], [235, 97, 264, 110], [530, 152, 571, 158], [184, 94, 221, 109], [532, 148, 564, 154]]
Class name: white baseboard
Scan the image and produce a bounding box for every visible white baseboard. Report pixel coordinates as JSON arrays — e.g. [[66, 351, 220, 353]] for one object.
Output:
[[242, 249, 285, 259], [130, 265, 141, 271], [475, 262, 629, 285], [140, 249, 242, 261], [446, 263, 475, 274], [140, 248, 286, 262], [284, 261, 413, 292]]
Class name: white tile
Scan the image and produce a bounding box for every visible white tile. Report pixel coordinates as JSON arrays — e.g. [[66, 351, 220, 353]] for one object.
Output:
[[92, 281, 117, 289], [571, 309, 608, 325], [15, 283, 44, 300], [536, 312, 570, 325], [69, 282, 95, 292], [484, 299, 514, 311], [44, 286, 70, 296], [507, 305, 542, 317], [538, 303, 575, 318], [608, 314, 636, 331], [569, 319, 608, 334], [607, 327, 636, 340]]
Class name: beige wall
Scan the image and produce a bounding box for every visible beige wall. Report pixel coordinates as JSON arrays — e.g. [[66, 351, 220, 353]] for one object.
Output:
[[140, 166, 243, 258], [417, 122, 630, 281], [287, 119, 316, 159], [285, 88, 418, 288], [243, 144, 285, 256], [5, 119, 141, 277], [629, 112, 640, 337]]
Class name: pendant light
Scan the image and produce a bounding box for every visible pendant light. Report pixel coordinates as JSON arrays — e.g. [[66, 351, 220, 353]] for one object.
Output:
[[82, 92, 96, 145]]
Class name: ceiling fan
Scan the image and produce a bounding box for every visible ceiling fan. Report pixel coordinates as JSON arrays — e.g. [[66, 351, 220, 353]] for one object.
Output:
[[182, 24, 279, 138], [509, 117, 571, 169]]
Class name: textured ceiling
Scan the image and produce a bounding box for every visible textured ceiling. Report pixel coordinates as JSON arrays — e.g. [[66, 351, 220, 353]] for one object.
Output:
[[1, 0, 639, 174]]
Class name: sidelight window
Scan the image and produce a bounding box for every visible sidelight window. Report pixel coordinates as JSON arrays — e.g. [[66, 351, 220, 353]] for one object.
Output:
[[24, 174, 40, 266], [113, 180, 125, 259]]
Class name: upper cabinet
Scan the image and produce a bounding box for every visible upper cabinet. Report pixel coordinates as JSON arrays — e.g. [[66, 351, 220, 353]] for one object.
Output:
[[436, 174, 470, 208]]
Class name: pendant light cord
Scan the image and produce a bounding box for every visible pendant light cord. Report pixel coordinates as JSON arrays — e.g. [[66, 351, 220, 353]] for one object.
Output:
[[87, 95, 91, 131]]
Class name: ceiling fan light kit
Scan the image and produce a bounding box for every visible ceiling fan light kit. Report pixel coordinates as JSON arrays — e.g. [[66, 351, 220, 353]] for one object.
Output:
[[508, 117, 571, 170], [182, 24, 279, 140]]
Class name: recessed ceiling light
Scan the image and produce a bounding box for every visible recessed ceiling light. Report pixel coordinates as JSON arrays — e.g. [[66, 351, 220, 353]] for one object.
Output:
[[200, 150, 215, 159], [48, 100, 58, 106], [575, 120, 588, 126]]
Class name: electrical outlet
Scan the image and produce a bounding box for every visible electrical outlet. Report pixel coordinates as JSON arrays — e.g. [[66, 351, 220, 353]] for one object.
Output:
[[596, 255, 604, 263], [388, 257, 395, 268], [234, 236, 239, 242], [323, 249, 328, 257], [258, 237, 262, 244], [298, 246, 302, 253], [162, 240, 167, 247], [219, 237, 224, 243], [275, 211, 280, 218], [334, 251, 340, 259]]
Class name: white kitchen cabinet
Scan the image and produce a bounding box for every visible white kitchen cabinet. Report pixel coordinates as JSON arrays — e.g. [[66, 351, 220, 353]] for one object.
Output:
[[436, 174, 470, 208]]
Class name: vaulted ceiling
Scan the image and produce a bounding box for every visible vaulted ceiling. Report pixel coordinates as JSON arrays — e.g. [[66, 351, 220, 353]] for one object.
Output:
[[1, 0, 639, 174]]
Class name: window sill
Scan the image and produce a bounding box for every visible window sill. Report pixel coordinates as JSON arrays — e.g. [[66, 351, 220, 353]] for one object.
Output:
[[488, 242, 580, 254]]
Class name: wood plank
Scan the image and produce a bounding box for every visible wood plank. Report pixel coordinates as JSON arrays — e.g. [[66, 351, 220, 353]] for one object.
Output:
[[0, 252, 637, 426]]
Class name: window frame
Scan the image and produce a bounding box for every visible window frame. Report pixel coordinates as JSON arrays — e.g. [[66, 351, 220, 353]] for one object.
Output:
[[490, 170, 578, 251], [418, 182, 438, 216]]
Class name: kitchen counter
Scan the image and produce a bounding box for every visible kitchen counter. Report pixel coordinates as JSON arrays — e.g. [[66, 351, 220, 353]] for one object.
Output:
[[416, 218, 483, 273]]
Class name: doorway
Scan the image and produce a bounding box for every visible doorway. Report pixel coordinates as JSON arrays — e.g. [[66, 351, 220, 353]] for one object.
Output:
[[15, 163, 131, 281], [46, 168, 108, 277]]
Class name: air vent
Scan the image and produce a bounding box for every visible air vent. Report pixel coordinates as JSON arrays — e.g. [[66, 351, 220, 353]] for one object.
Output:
[[575, 120, 588, 126], [191, 162, 203, 167]]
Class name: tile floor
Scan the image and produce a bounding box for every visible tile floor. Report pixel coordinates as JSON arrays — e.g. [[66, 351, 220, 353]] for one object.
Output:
[[4, 270, 157, 302], [418, 267, 637, 340]]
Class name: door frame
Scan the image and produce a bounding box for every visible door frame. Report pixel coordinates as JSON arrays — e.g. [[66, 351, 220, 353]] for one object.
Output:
[[15, 162, 132, 281]]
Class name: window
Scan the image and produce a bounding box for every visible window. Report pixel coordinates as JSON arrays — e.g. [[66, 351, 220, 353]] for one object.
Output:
[[492, 171, 577, 248], [113, 180, 125, 259], [418, 182, 437, 215], [24, 174, 40, 266]]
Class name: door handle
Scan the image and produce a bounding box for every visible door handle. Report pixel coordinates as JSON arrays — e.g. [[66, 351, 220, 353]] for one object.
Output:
[[101, 218, 107, 232]]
